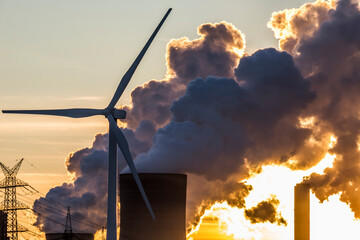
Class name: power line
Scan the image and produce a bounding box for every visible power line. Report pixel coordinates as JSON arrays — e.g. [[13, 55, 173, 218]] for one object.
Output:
[[29, 199, 103, 229], [2, 158, 106, 238], [13, 176, 104, 229]]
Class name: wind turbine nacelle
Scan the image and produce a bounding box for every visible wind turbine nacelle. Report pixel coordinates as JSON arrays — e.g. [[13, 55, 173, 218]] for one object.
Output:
[[113, 109, 127, 119]]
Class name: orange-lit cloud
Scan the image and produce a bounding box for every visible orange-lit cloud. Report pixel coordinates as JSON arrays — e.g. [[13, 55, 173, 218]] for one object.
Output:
[[268, 0, 335, 54], [166, 21, 245, 80], [124, 21, 245, 130]]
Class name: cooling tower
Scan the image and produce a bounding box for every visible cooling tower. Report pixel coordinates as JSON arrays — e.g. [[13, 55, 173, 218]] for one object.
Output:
[[45, 233, 94, 240], [120, 173, 187, 240], [294, 182, 310, 240]]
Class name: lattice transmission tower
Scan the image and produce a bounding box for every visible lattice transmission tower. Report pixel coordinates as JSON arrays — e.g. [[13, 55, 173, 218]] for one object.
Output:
[[0, 159, 36, 240]]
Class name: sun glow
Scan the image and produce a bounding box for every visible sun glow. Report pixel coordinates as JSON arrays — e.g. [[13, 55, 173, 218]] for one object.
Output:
[[187, 135, 360, 240], [187, 202, 262, 240]]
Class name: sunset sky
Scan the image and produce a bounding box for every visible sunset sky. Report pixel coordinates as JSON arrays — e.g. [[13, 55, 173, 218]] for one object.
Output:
[[2, 0, 360, 239]]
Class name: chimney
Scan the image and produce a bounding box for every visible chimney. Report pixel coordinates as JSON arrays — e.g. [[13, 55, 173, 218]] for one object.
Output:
[[294, 182, 310, 240]]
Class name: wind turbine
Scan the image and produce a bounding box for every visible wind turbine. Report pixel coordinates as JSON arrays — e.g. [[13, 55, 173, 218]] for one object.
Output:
[[2, 8, 172, 240]]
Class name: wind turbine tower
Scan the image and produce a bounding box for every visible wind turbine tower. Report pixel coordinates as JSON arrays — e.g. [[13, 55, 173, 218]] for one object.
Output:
[[0, 159, 34, 240]]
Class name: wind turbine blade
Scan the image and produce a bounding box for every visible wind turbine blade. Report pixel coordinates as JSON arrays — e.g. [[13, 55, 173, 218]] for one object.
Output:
[[107, 115, 156, 219], [107, 8, 172, 109], [2, 108, 104, 118]]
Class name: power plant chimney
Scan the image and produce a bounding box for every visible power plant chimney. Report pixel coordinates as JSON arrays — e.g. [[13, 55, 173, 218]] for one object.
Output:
[[294, 181, 310, 240], [119, 173, 187, 240]]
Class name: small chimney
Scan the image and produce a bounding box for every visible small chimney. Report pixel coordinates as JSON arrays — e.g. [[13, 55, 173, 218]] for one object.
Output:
[[294, 182, 310, 240]]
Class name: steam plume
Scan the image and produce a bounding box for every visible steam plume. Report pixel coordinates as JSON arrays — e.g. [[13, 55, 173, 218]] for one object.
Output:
[[131, 48, 315, 180], [270, 0, 360, 218]]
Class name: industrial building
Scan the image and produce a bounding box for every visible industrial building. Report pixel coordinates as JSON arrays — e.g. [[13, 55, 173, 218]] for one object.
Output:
[[120, 173, 187, 240], [294, 182, 310, 240]]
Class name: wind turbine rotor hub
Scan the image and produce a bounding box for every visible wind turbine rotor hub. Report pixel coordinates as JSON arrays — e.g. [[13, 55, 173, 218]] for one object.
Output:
[[102, 108, 126, 119], [113, 109, 126, 119], [102, 108, 111, 117]]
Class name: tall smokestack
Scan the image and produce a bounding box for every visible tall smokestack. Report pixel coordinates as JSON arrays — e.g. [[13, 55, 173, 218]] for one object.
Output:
[[119, 173, 187, 240], [294, 182, 310, 240]]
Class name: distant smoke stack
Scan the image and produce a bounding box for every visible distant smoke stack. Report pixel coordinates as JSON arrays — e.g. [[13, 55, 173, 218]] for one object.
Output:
[[294, 182, 310, 240], [120, 173, 187, 240]]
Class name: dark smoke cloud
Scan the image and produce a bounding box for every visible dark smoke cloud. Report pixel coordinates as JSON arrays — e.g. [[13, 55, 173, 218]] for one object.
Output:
[[125, 47, 313, 230], [244, 196, 287, 226], [124, 21, 245, 130], [131, 48, 315, 180]]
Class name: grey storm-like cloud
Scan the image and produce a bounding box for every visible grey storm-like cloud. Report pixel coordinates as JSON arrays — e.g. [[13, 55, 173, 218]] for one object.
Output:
[[130, 48, 315, 179]]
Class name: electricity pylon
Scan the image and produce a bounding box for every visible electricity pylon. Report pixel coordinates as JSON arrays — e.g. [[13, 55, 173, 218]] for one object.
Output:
[[64, 206, 74, 240], [0, 159, 35, 240]]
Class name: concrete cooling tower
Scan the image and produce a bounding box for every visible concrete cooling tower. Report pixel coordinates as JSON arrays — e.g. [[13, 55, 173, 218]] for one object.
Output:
[[120, 173, 187, 240]]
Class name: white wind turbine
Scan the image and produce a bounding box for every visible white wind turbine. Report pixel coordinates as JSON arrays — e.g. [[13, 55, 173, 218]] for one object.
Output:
[[2, 8, 172, 240]]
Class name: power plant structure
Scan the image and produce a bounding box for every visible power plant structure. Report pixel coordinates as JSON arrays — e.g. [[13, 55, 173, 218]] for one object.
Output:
[[0, 159, 37, 240], [294, 182, 310, 240], [120, 173, 187, 240]]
